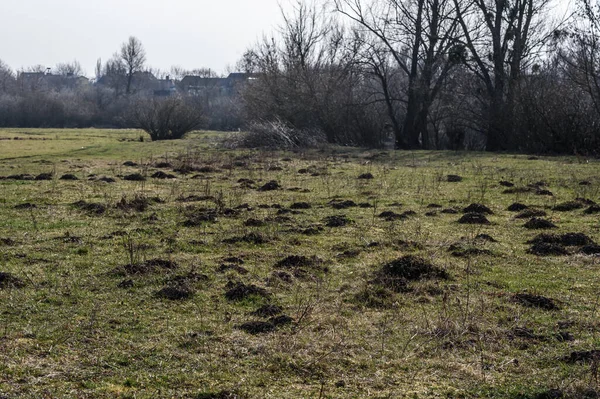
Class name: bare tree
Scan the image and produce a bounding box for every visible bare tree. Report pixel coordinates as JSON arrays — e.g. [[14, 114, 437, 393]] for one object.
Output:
[[120, 36, 146, 95], [55, 60, 83, 76], [0, 60, 15, 93], [452, 0, 554, 150], [332, 0, 463, 149]]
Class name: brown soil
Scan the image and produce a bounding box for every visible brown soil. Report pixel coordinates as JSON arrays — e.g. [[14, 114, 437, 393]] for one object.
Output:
[[156, 285, 194, 300], [123, 173, 146, 181], [580, 244, 600, 255], [122, 161, 138, 166], [379, 255, 448, 283], [290, 202, 311, 209], [72, 200, 106, 215], [251, 304, 283, 317], [98, 176, 116, 183], [552, 201, 585, 212], [0, 272, 25, 289], [329, 199, 357, 209], [59, 174, 79, 180], [218, 264, 249, 275], [258, 180, 280, 191], [224, 282, 270, 301], [323, 215, 352, 227], [275, 255, 324, 270], [528, 232, 595, 246], [458, 212, 491, 225], [35, 173, 53, 180], [182, 210, 218, 226], [14, 203, 37, 210], [514, 293, 559, 310], [447, 175, 462, 182], [508, 203, 529, 212], [441, 208, 459, 214], [584, 204, 600, 214], [564, 350, 600, 363], [515, 209, 547, 219], [528, 242, 569, 256], [523, 218, 557, 229], [358, 173, 374, 179], [223, 232, 269, 245], [463, 203, 494, 214], [151, 171, 176, 179], [499, 181, 515, 187], [244, 218, 265, 227]]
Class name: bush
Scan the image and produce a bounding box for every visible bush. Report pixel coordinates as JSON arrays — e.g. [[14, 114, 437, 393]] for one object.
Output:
[[232, 119, 326, 149], [130, 96, 205, 141]]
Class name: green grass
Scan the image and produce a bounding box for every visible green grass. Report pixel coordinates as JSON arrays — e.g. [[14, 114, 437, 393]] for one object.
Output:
[[1, 128, 600, 398]]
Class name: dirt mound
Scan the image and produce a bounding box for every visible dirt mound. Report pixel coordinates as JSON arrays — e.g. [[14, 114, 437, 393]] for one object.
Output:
[[528, 233, 594, 246], [123, 161, 138, 166], [155, 161, 172, 168], [122, 258, 178, 275], [7, 174, 34, 180], [258, 180, 280, 191], [358, 173, 374, 179], [116, 195, 153, 212], [463, 203, 494, 214], [151, 171, 176, 179], [449, 246, 493, 257], [244, 218, 265, 227], [251, 304, 283, 317], [503, 187, 532, 194], [379, 255, 448, 283], [72, 200, 106, 215], [156, 285, 194, 300], [458, 212, 491, 225], [329, 199, 357, 209], [290, 202, 311, 209], [508, 203, 529, 212], [441, 208, 459, 214], [584, 204, 600, 214], [523, 218, 557, 229], [580, 244, 600, 255], [98, 176, 116, 183], [59, 174, 79, 181], [553, 201, 585, 212], [515, 209, 547, 219], [447, 175, 462, 182], [218, 263, 249, 275], [123, 173, 145, 181], [223, 232, 269, 245], [117, 279, 134, 288], [535, 189, 553, 196], [564, 350, 600, 363], [514, 293, 559, 310], [528, 242, 569, 256], [378, 211, 402, 221], [224, 282, 270, 301], [0, 272, 25, 289], [0, 238, 16, 246], [35, 173, 53, 181], [275, 255, 323, 270], [499, 180, 515, 187], [323, 215, 352, 227], [237, 321, 276, 334], [475, 234, 497, 242], [182, 210, 218, 226], [14, 203, 37, 210]]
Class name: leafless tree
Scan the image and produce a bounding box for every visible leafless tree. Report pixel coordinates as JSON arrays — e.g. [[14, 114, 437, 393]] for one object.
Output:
[[0, 60, 15, 93], [120, 36, 146, 95], [332, 0, 463, 149], [55, 60, 83, 76], [452, 0, 554, 150]]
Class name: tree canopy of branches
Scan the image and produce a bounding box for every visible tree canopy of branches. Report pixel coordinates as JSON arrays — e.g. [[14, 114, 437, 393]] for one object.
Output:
[[130, 97, 204, 141], [121, 36, 146, 95]]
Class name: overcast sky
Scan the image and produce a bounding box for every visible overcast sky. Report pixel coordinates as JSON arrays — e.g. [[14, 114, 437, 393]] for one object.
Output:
[[0, 0, 293, 77]]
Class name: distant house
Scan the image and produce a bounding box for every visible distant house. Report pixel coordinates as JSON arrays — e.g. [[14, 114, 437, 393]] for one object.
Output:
[[18, 71, 89, 92], [153, 76, 177, 97], [180, 73, 257, 96]]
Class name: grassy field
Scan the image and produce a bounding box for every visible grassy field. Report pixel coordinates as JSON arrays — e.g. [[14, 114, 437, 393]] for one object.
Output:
[[1, 128, 599, 398]]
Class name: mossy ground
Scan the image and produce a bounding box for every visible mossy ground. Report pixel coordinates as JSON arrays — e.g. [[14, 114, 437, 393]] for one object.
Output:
[[1, 129, 599, 398]]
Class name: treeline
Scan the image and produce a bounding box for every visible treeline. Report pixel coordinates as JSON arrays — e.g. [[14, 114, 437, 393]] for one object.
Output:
[[1, 0, 600, 155], [238, 0, 600, 154]]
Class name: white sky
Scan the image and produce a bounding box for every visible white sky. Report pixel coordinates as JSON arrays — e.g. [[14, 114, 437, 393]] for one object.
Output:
[[0, 0, 293, 77]]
